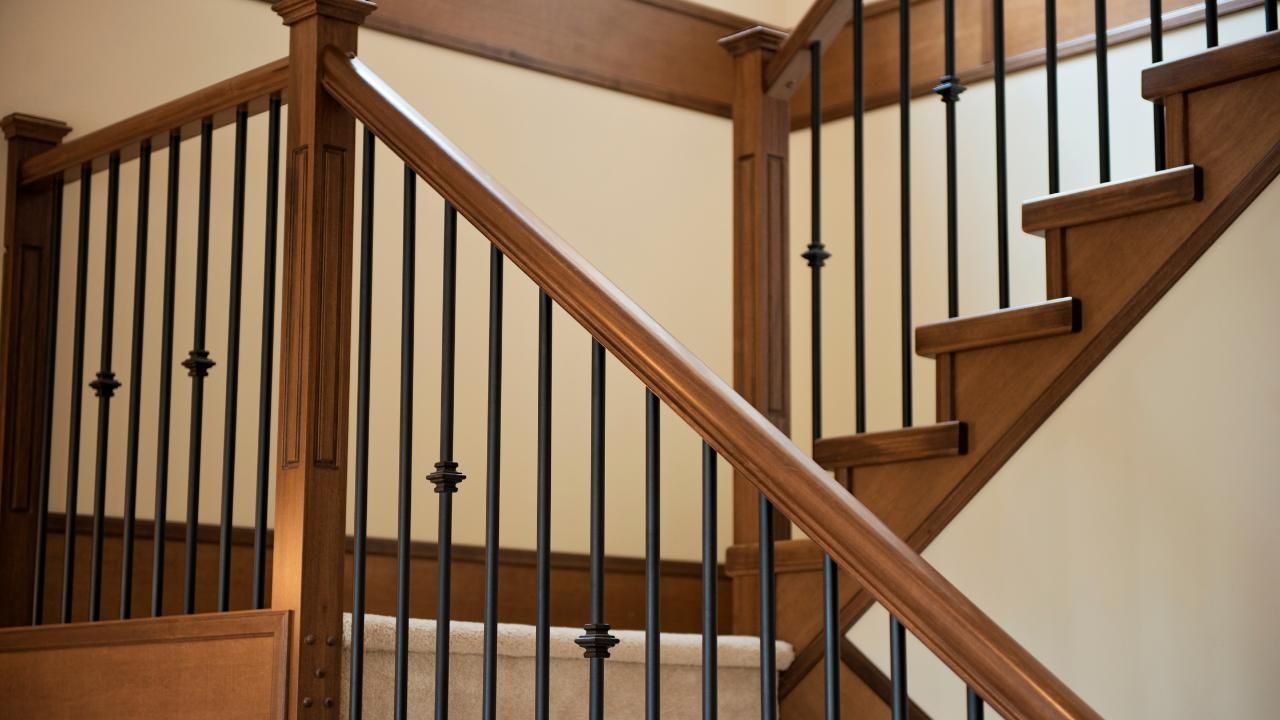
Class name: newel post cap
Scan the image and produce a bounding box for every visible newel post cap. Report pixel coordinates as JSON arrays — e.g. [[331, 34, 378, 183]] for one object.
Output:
[[1, 114, 71, 144], [273, 0, 376, 25], [719, 26, 788, 56]]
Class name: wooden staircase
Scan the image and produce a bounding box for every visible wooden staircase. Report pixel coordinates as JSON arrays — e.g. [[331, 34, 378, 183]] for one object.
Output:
[[771, 30, 1280, 710]]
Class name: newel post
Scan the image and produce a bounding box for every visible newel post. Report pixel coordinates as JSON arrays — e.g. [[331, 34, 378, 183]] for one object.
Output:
[[720, 28, 793, 549], [0, 114, 70, 628], [271, 0, 373, 716]]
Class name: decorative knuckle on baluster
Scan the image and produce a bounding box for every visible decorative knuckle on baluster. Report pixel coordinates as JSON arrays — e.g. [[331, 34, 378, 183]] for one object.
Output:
[[181, 349, 216, 378], [801, 243, 831, 268], [575, 623, 620, 660], [932, 74, 967, 103], [427, 460, 465, 494], [89, 371, 122, 398]]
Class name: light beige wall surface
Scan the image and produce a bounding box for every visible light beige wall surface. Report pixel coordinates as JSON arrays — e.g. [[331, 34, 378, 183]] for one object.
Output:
[[0, 0, 741, 561]]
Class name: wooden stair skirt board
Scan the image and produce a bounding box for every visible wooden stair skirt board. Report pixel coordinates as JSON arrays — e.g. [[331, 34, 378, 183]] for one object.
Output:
[[344, 614, 792, 718], [0, 610, 288, 719], [915, 297, 1081, 358], [775, 41, 1280, 700], [813, 422, 967, 470], [1022, 165, 1204, 235]]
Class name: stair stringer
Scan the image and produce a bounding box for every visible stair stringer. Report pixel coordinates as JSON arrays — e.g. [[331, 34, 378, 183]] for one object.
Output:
[[778, 52, 1280, 699]]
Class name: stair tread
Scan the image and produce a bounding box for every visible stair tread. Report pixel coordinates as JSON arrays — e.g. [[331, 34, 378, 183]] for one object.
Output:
[[1143, 31, 1280, 100], [813, 422, 966, 470], [916, 297, 1080, 358], [1022, 165, 1202, 234]]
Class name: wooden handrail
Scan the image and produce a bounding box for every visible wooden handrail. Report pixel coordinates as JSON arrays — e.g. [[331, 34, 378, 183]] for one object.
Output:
[[19, 57, 289, 186], [318, 47, 1100, 720]]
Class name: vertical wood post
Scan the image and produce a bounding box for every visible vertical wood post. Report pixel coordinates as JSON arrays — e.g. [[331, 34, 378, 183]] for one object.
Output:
[[0, 114, 71, 628], [721, 27, 792, 548], [270, 0, 373, 716]]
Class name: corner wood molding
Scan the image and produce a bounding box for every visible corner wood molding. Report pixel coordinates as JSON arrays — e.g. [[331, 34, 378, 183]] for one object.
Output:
[[779, 43, 1280, 698]]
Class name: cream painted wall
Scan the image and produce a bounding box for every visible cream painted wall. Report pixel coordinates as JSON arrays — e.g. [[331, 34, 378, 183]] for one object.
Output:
[[0, 0, 739, 561]]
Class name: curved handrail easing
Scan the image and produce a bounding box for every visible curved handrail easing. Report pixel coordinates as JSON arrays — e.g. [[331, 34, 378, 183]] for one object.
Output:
[[20, 58, 289, 186], [318, 46, 1101, 720]]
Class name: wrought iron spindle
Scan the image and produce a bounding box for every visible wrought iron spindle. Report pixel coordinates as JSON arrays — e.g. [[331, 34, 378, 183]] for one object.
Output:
[[88, 151, 123, 623], [1095, 0, 1112, 183], [61, 163, 91, 624], [891, 616, 908, 720], [1151, 1, 1166, 171], [394, 164, 416, 720], [1206, 0, 1219, 47], [900, 0, 915, 404], [1268, 0, 1278, 32], [217, 107, 249, 613], [803, 39, 840, 720], [350, 127, 375, 720], [430, 202, 467, 720], [1047, 0, 1061, 194], [120, 141, 152, 619], [854, 0, 866, 436], [253, 96, 282, 611], [182, 119, 216, 615], [576, 341, 619, 720], [534, 289, 553, 720], [153, 130, 181, 617], [32, 178, 64, 625], [994, 0, 1011, 308], [646, 389, 661, 719], [968, 687, 985, 718], [935, 0, 965, 318], [481, 245, 504, 720], [701, 442, 718, 720], [759, 493, 776, 720]]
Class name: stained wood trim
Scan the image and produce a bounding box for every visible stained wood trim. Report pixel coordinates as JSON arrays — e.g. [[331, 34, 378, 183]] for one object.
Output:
[[321, 49, 1100, 720], [916, 298, 1081, 358], [1143, 31, 1280, 99], [1022, 165, 1203, 234], [840, 636, 934, 720], [0, 610, 289, 720], [19, 58, 289, 186], [725, 538, 826, 576], [813, 422, 966, 470]]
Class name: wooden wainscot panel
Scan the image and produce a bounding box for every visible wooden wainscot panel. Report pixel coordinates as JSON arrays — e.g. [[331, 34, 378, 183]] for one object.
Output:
[[0, 610, 289, 720]]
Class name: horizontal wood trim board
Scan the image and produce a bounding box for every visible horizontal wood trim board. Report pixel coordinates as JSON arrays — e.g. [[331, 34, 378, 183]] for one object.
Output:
[[0, 610, 289, 720], [1143, 30, 1280, 98], [813, 422, 966, 470], [36, 514, 729, 634], [19, 57, 289, 185], [916, 297, 1081, 358], [1023, 165, 1203, 233]]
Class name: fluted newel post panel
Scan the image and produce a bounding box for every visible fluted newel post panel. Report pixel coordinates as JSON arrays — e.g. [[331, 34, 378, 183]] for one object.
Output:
[[270, 0, 374, 716], [0, 114, 70, 628], [720, 24, 792, 567]]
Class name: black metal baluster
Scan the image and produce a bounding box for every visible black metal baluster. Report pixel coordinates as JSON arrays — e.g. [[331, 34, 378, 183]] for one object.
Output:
[[935, 0, 965, 318], [967, 687, 985, 718], [701, 442, 718, 720], [854, 0, 866, 436], [88, 152, 123, 623], [759, 493, 776, 720], [1047, 0, 1061, 194], [182, 119, 216, 615], [61, 164, 91, 624], [1205, 0, 1219, 47], [153, 130, 181, 617], [393, 164, 416, 720], [32, 178, 64, 625], [900, 0, 915, 407], [1151, 1, 1166, 171], [350, 127, 375, 720], [804, 39, 840, 720], [646, 390, 662, 719], [994, 0, 1011, 308], [534, 289, 552, 720], [430, 202, 466, 720], [1267, 0, 1278, 32], [576, 341, 619, 720], [120, 141, 152, 619], [891, 617, 908, 720], [217, 107, 249, 613], [481, 245, 503, 720], [253, 96, 282, 611], [1095, 0, 1112, 183]]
